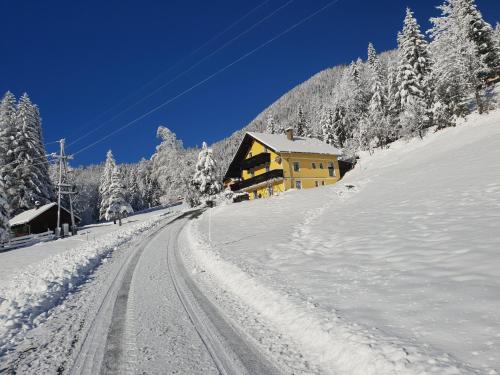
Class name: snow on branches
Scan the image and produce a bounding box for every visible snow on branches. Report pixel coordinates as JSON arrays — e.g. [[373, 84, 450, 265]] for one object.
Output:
[[191, 142, 221, 206]]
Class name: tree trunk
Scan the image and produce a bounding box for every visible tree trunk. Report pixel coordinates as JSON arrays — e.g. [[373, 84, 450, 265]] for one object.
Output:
[[475, 88, 484, 115]]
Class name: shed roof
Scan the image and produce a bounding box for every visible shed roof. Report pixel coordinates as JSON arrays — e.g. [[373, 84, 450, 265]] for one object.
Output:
[[9, 203, 81, 227]]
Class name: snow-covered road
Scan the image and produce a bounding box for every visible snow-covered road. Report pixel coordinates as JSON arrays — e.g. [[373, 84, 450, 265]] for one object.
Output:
[[1, 210, 281, 374]]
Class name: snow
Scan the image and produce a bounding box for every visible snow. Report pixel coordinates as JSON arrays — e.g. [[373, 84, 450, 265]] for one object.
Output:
[[0, 205, 183, 356], [188, 108, 500, 374], [247, 131, 342, 155]]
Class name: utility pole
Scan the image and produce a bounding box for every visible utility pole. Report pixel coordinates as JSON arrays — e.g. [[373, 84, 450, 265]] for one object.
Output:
[[55, 139, 78, 237]]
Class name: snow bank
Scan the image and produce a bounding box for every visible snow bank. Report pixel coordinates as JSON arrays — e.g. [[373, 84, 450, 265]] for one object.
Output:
[[186, 222, 477, 375], [0, 213, 167, 355]]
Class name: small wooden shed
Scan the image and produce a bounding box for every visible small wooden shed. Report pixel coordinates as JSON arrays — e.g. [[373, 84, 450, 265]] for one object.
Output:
[[9, 203, 81, 236]]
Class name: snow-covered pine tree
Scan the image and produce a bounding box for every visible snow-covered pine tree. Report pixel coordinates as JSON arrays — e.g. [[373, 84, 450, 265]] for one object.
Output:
[[397, 8, 432, 138], [319, 108, 337, 146], [10, 93, 54, 214], [0, 177, 10, 242], [105, 166, 132, 225], [0, 92, 17, 215], [332, 61, 369, 149], [364, 43, 391, 147], [99, 150, 116, 219], [191, 142, 221, 206], [386, 63, 402, 141], [151, 126, 185, 203], [429, 0, 490, 123], [296, 106, 311, 137], [495, 23, 500, 49], [454, 0, 499, 78], [266, 114, 276, 134]]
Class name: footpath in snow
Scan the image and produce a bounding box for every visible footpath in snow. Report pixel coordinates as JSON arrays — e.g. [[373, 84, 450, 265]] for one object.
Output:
[[187, 109, 500, 374]]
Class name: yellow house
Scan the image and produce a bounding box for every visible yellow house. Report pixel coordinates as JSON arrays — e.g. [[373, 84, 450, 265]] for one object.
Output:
[[224, 128, 342, 200]]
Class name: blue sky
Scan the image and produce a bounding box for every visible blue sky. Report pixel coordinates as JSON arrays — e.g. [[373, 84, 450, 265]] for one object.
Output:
[[1, 0, 499, 165]]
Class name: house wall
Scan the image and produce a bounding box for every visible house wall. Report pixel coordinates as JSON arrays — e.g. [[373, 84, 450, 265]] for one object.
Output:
[[239, 138, 341, 200], [241, 140, 281, 180], [281, 153, 340, 190]]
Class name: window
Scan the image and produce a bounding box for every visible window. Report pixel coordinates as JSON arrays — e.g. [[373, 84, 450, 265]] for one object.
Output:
[[312, 162, 316, 169], [315, 181, 319, 187], [319, 162, 324, 169], [321, 181, 325, 186], [328, 161, 335, 177], [293, 162, 300, 172], [295, 180, 302, 189]]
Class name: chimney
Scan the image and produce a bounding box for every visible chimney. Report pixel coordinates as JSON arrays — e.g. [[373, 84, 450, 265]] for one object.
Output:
[[285, 127, 294, 141]]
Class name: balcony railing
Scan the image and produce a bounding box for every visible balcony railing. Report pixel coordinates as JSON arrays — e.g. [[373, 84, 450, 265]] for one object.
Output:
[[240, 152, 270, 170], [231, 169, 284, 191]]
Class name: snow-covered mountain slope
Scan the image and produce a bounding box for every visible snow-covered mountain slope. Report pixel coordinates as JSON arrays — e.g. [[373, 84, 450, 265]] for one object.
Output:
[[188, 108, 500, 374]]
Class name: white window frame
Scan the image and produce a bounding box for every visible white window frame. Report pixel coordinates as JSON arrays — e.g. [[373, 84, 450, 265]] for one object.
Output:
[[295, 180, 302, 189], [328, 161, 335, 177]]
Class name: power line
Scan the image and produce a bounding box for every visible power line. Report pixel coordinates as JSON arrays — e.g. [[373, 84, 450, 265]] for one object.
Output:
[[72, 0, 342, 157], [66, 0, 292, 150]]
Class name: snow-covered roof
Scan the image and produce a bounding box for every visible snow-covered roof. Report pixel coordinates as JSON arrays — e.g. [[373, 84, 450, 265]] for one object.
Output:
[[247, 132, 341, 155], [9, 203, 80, 226]]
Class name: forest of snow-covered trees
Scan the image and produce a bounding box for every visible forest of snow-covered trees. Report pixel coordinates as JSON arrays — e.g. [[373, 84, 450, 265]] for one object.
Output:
[[1, 0, 499, 235], [213, 0, 500, 178]]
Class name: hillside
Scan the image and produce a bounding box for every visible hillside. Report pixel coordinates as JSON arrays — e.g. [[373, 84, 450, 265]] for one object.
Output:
[[186, 105, 500, 374], [211, 50, 398, 178]]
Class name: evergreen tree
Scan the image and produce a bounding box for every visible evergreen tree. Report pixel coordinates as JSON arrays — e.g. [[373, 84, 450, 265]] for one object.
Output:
[[319, 108, 337, 146], [151, 126, 185, 203], [266, 114, 276, 134], [495, 23, 500, 49], [367, 43, 379, 73], [296, 106, 311, 137], [192, 142, 221, 206], [99, 150, 116, 219], [455, 0, 499, 77], [0, 177, 10, 242], [10, 93, 54, 214], [385, 64, 402, 141], [105, 166, 132, 225], [429, 0, 490, 121], [365, 43, 391, 147], [332, 62, 369, 148], [397, 8, 432, 137], [0, 92, 17, 215]]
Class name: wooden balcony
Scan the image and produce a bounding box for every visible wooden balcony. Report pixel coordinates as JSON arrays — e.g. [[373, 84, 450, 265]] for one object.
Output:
[[231, 169, 284, 191], [240, 152, 270, 170]]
